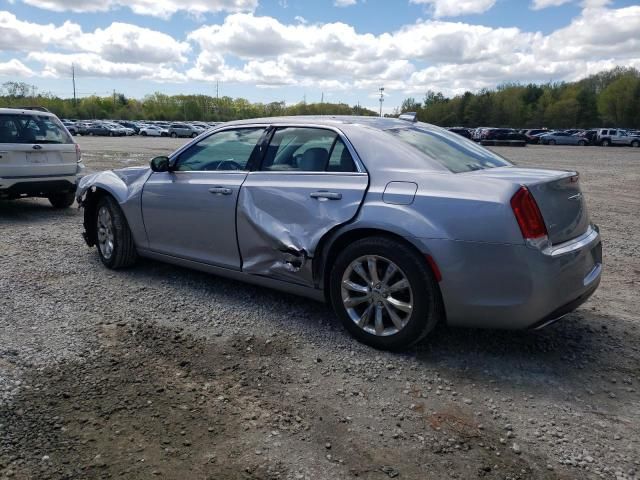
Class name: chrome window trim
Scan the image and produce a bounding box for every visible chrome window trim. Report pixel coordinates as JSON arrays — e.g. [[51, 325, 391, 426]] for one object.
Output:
[[169, 123, 367, 175]]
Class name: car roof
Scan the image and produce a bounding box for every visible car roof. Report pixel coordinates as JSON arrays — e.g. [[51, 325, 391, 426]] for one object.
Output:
[[0, 107, 56, 118], [221, 115, 423, 132]]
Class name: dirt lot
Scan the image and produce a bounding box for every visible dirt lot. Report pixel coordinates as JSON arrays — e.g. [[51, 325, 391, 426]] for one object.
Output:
[[1, 137, 639, 480]]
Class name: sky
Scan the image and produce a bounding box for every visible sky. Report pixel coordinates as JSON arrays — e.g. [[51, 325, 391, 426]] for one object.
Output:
[[0, 0, 639, 112]]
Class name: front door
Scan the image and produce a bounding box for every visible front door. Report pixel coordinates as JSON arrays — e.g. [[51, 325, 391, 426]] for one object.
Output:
[[141, 127, 266, 269], [237, 126, 369, 286]]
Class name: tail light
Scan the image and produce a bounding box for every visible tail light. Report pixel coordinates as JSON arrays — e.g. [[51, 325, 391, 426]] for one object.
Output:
[[75, 143, 82, 163], [510, 186, 547, 239]]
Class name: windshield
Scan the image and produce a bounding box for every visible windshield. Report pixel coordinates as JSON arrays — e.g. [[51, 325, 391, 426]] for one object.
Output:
[[386, 126, 511, 173], [0, 113, 73, 144]]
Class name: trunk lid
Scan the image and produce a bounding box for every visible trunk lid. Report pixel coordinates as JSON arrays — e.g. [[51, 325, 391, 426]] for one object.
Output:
[[0, 143, 78, 177], [469, 166, 590, 245]]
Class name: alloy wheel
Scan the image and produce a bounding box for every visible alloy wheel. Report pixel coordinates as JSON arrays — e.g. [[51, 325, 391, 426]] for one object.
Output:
[[97, 206, 115, 260], [341, 255, 413, 336]]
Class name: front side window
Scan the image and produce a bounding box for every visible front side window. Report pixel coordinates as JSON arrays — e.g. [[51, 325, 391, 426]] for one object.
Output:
[[261, 127, 356, 172], [0, 114, 72, 144], [175, 128, 264, 172], [386, 126, 511, 173]]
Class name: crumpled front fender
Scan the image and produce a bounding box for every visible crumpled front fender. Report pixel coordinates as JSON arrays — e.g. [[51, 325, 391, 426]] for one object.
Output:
[[76, 167, 151, 248]]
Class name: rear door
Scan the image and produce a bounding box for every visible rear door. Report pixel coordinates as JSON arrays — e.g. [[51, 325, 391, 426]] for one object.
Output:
[[0, 113, 77, 178], [237, 126, 368, 286], [141, 126, 266, 269]]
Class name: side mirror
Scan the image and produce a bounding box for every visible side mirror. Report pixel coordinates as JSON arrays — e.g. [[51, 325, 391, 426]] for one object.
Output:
[[150, 156, 170, 172]]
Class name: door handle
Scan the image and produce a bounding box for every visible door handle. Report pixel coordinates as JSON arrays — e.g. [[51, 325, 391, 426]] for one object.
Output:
[[32, 144, 42, 150], [310, 191, 342, 200], [208, 187, 232, 195]]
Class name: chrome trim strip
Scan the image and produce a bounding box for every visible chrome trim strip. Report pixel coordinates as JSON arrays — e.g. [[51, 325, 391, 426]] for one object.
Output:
[[543, 225, 599, 257], [583, 263, 602, 286], [168, 122, 368, 174]]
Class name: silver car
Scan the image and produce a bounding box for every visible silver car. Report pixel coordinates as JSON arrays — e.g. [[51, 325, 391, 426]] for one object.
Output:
[[76, 116, 602, 350], [539, 131, 588, 146]]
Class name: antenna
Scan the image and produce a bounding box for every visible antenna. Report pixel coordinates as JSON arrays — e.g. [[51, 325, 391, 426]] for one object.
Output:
[[379, 86, 385, 117]]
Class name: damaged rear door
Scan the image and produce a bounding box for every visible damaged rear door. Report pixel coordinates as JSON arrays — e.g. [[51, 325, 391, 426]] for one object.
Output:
[[237, 126, 368, 286]]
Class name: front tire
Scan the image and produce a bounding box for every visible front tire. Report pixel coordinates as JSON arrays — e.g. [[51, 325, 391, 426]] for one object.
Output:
[[48, 192, 75, 209], [601, 139, 610, 147], [631, 140, 639, 148], [170, 132, 177, 138], [95, 196, 137, 269], [329, 236, 442, 350]]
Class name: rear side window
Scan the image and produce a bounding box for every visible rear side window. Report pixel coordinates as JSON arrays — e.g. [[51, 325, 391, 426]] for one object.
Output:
[[261, 127, 356, 172], [0, 114, 72, 144], [387, 127, 511, 173]]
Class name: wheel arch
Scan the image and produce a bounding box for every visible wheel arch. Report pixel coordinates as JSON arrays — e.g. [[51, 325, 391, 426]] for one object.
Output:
[[80, 187, 115, 247], [315, 226, 444, 307]]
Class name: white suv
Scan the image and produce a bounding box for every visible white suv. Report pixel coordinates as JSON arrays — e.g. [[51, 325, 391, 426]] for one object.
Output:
[[0, 108, 84, 208]]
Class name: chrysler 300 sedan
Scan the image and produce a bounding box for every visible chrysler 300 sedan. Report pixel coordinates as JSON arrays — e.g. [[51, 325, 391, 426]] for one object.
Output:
[[76, 116, 602, 350]]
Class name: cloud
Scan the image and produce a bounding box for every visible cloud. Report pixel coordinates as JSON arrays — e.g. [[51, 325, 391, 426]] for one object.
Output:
[[28, 52, 187, 82], [334, 0, 357, 6], [531, 0, 572, 9], [5, 2, 640, 97], [19, 0, 257, 19], [409, 0, 497, 17], [0, 59, 34, 77], [0, 12, 189, 64]]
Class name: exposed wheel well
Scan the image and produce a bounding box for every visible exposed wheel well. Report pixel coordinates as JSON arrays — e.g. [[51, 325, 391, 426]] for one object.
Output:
[[81, 187, 112, 247], [317, 228, 443, 308]]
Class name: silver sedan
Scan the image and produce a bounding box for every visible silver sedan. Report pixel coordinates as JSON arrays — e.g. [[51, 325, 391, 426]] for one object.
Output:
[[539, 131, 589, 145], [76, 116, 602, 350]]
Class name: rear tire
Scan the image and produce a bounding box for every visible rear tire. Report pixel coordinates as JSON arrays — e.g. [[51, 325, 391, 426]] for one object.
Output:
[[141, 131, 147, 136], [170, 132, 177, 138], [601, 139, 610, 146], [578, 140, 587, 146], [95, 196, 138, 269], [548, 139, 556, 145], [48, 192, 75, 209], [329, 236, 442, 351], [191, 132, 197, 138], [631, 140, 639, 148]]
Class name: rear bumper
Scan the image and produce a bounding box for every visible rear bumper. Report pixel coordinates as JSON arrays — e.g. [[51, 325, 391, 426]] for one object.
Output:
[[0, 174, 81, 198], [414, 225, 602, 329]]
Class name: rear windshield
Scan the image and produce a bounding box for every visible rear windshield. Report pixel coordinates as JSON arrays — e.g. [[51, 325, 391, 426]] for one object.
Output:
[[0, 113, 72, 144], [386, 126, 511, 173]]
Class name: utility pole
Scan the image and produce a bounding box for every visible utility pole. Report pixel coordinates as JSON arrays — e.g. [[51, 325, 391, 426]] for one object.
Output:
[[72, 64, 77, 107], [113, 89, 116, 109], [321, 92, 324, 103], [379, 87, 385, 117], [216, 80, 219, 100]]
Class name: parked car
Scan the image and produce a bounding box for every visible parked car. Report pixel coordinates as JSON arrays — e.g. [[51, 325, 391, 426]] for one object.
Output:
[[84, 122, 125, 136], [576, 130, 598, 145], [139, 125, 169, 137], [523, 129, 548, 144], [76, 116, 602, 350], [62, 121, 78, 135], [168, 123, 201, 138], [447, 127, 472, 139], [596, 129, 640, 147], [484, 128, 528, 142], [539, 131, 588, 146], [0, 108, 84, 208], [116, 121, 140, 134]]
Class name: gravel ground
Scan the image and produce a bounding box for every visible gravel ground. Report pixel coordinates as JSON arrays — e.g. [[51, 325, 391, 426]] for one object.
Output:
[[1, 138, 639, 480]]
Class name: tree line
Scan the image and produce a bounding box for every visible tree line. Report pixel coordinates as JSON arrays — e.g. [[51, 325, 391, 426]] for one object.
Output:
[[1, 66, 639, 127], [0, 83, 377, 121], [397, 66, 640, 129]]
